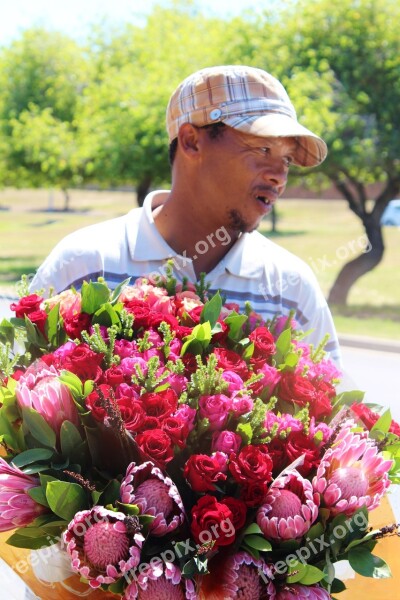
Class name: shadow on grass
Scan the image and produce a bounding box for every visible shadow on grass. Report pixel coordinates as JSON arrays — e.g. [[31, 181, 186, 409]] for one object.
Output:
[[29, 207, 90, 214], [260, 229, 306, 238], [331, 304, 400, 322], [0, 258, 39, 284]]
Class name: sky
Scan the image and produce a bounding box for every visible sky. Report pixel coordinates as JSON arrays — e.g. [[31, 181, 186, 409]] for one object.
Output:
[[0, 0, 269, 45]]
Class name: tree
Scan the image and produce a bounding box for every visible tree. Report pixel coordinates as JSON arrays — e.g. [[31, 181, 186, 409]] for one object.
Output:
[[77, 2, 234, 205], [0, 29, 91, 204], [253, 0, 400, 304]]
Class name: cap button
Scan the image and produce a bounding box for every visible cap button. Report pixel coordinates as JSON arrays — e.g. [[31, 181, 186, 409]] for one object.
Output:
[[209, 108, 222, 120]]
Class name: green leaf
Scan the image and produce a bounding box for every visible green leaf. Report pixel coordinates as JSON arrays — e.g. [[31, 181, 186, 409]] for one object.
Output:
[[200, 292, 222, 328], [237, 422, 253, 444], [274, 328, 292, 364], [243, 535, 272, 552], [46, 480, 88, 521], [11, 447, 54, 468], [0, 319, 15, 346], [242, 341, 254, 361], [45, 303, 62, 347], [24, 315, 48, 349], [348, 547, 392, 578], [116, 502, 140, 515], [225, 312, 248, 341], [21, 407, 56, 448], [92, 302, 121, 327], [81, 280, 111, 314], [60, 421, 83, 459], [27, 486, 50, 507], [298, 565, 325, 585], [370, 409, 392, 435], [6, 532, 57, 550], [110, 277, 131, 305], [286, 560, 307, 583], [99, 479, 122, 506], [243, 523, 263, 535], [334, 390, 365, 408]]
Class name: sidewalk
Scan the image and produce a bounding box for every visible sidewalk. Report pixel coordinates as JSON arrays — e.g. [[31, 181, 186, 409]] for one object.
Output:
[[339, 333, 400, 354]]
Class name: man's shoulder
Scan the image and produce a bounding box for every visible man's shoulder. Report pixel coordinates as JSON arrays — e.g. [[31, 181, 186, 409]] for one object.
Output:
[[245, 230, 313, 273], [62, 208, 141, 242]]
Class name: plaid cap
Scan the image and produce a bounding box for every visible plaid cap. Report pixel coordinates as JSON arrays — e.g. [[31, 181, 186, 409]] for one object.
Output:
[[166, 65, 327, 167]]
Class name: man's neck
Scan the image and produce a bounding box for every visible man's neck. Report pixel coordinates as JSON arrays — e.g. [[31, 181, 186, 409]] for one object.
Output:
[[152, 191, 237, 278]]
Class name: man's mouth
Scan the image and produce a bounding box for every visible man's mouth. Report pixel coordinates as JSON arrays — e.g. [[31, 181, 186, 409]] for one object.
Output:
[[256, 195, 272, 206]]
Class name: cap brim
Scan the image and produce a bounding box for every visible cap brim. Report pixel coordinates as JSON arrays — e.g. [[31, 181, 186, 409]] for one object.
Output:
[[223, 113, 327, 167]]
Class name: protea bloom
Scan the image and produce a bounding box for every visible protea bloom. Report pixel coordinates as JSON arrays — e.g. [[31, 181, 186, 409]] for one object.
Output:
[[15, 361, 79, 438], [313, 422, 393, 516], [64, 506, 144, 588], [0, 458, 47, 531], [275, 584, 331, 599], [120, 461, 185, 536], [199, 551, 276, 599], [257, 472, 319, 540], [125, 561, 197, 600]]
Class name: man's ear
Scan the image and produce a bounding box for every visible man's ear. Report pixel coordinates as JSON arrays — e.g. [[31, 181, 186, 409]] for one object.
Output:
[[177, 123, 202, 158]]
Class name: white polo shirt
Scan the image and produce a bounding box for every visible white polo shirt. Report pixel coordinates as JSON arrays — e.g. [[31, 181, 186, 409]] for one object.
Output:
[[30, 191, 341, 364]]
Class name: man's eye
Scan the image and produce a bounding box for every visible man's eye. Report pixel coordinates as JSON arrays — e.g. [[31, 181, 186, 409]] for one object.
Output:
[[261, 147, 270, 155], [284, 156, 294, 166]]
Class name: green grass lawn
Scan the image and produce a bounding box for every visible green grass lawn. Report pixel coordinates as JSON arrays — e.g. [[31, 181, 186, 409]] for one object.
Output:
[[0, 188, 399, 340]]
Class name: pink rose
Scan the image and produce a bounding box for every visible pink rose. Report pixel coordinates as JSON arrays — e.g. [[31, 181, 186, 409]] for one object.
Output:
[[231, 394, 254, 417], [199, 394, 232, 431], [211, 430, 242, 454]]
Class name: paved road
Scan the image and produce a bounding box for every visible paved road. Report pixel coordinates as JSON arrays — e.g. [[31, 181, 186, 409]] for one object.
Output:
[[340, 345, 400, 422]]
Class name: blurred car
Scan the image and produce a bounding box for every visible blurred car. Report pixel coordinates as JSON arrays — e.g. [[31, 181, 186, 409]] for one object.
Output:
[[381, 199, 400, 226]]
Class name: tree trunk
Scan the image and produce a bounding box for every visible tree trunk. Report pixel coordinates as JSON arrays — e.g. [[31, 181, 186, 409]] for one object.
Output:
[[136, 177, 152, 207], [62, 188, 70, 212], [328, 216, 384, 305]]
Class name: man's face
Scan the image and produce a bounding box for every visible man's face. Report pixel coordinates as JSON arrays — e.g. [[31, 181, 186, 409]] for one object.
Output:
[[196, 127, 297, 235]]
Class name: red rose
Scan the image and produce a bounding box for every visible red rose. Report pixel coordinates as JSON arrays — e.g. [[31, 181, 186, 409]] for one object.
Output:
[[140, 389, 178, 421], [220, 497, 247, 531], [139, 416, 162, 431], [249, 326, 276, 358], [63, 312, 92, 339], [229, 445, 273, 485], [278, 371, 316, 407], [267, 437, 287, 475], [351, 402, 400, 437], [240, 480, 269, 507], [175, 325, 195, 340], [211, 319, 229, 343], [26, 309, 48, 336], [149, 313, 179, 331], [123, 299, 151, 329], [188, 305, 203, 325], [285, 431, 321, 476], [162, 416, 189, 449], [181, 353, 199, 376], [190, 495, 235, 547], [213, 348, 249, 380], [63, 344, 103, 382], [86, 384, 113, 421], [103, 365, 127, 387], [117, 398, 146, 433], [310, 389, 333, 419], [10, 294, 43, 318], [136, 429, 174, 466], [183, 454, 227, 493]]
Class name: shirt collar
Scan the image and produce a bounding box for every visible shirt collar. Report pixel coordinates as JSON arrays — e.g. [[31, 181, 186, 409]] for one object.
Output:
[[221, 232, 266, 279], [127, 190, 176, 261]]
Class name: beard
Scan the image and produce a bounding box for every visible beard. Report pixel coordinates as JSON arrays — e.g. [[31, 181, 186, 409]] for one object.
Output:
[[228, 209, 258, 234]]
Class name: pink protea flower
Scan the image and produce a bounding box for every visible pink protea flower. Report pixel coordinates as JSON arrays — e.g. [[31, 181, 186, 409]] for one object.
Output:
[[15, 360, 79, 439], [64, 506, 144, 589], [120, 462, 185, 536], [257, 472, 319, 540], [313, 422, 393, 516], [275, 584, 331, 599], [126, 561, 195, 600], [200, 551, 276, 599], [0, 458, 47, 531]]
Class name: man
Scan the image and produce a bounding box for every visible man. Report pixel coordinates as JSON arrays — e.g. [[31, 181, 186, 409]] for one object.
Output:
[[30, 65, 341, 363]]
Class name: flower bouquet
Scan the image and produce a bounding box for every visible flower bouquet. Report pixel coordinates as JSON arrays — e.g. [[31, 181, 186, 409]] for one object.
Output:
[[0, 273, 399, 599]]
